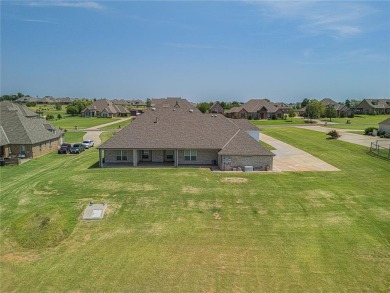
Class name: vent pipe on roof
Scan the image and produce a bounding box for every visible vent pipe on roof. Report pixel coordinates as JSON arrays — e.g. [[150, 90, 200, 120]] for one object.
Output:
[[154, 117, 158, 123], [151, 107, 156, 111], [189, 109, 193, 113]]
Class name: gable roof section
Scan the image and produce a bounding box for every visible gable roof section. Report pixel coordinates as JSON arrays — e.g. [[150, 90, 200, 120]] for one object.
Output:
[[379, 118, 390, 125], [0, 126, 10, 146], [242, 99, 279, 113], [0, 102, 61, 145], [228, 118, 259, 131], [83, 99, 129, 114], [358, 99, 390, 109]]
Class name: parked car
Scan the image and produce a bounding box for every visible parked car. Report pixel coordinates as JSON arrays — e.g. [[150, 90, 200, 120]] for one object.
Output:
[[81, 140, 95, 149], [70, 143, 85, 154], [58, 143, 72, 154]]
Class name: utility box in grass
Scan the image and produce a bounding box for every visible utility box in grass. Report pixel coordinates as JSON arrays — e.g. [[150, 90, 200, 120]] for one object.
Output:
[[244, 166, 253, 172]]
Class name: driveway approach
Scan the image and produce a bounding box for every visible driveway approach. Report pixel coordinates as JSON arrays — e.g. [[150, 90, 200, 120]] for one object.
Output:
[[261, 134, 340, 172]]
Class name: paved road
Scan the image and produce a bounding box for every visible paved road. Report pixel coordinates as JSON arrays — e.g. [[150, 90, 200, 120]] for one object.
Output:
[[82, 117, 131, 146], [261, 134, 340, 172], [295, 125, 381, 147]]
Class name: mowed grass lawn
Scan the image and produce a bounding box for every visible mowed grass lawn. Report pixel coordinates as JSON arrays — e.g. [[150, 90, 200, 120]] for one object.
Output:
[[0, 128, 389, 292], [50, 116, 122, 130], [321, 114, 389, 130]]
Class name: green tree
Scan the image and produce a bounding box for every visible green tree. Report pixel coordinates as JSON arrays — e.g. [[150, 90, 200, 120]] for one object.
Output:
[[288, 108, 296, 121], [146, 98, 151, 107], [301, 98, 310, 108], [325, 105, 337, 121], [196, 102, 211, 113], [305, 99, 324, 121], [345, 99, 351, 108], [57, 114, 62, 120], [55, 103, 62, 111], [66, 105, 79, 116]]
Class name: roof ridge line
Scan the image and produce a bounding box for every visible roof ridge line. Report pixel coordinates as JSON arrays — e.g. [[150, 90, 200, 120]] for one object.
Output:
[[221, 129, 240, 150], [0, 126, 10, 144]]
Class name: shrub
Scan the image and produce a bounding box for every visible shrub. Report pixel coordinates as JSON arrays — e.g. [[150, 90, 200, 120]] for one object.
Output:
[[26, 102, 36, 107], [57, 114, 62, 120], [364, 127, 378, 135], [340, 112, 346, 118], [327, 130, 341, 139], [271, 114, 277, 120], [46, 114, 54, 120], [348, 112, 355, 118]]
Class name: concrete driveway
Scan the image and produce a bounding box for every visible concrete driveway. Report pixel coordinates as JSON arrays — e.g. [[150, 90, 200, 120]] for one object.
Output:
[[295, 125, 380, 147], [261, 134, 340, 172]]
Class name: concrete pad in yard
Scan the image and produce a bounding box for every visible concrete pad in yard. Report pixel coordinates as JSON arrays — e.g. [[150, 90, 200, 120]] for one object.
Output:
[[261, 134, 340, 172], [82, 203, 107, 220]]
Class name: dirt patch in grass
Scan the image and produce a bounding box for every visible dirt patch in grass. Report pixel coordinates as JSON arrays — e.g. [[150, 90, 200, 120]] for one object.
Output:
[[182, 186, 201, 194], [325, 214, 352, 225], [33, 190, 58, 195], [136, 197, 158, 207], [221, 177, 249, 184], [1, 253, 38, 263]]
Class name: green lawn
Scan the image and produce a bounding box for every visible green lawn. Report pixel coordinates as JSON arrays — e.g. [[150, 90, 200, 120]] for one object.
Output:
[[321, 114, 388, 130], [251, 117, 305, 126], [50, 116, 121, 130], [63, 131, 86, 143], [0, 127, 389, 292], [98, 118, 132, 130]]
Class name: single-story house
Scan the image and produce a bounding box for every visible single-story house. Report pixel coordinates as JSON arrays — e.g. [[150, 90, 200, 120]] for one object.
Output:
[[209, 102, 224, 114], [81, 99, 129, 117], [355, 99, 390, 115], [224, 99, 284, 120], [378, 118, 390, 134], [321, 98, 353, 117], [0, 101, 63, 164], [98, 99, 274, 171]]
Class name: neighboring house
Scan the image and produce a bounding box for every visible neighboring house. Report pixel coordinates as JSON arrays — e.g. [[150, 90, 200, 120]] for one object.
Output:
[[273, 102, 291, 115], [58, 97, 74, 105], [378, 118, 390, 134], [0, 101, 63, 164], [225, 99, 284, 119], [209, 102, 224, 114], [151, 97, 197, 111], [37, 96, 57, 104], [355, 99, 390, 115], [129, 99, 147, 107], [321, 98, 353, 117], [15, 96, 39, 104], [81, 99, 129, 117], [98, 99, 274, 171]]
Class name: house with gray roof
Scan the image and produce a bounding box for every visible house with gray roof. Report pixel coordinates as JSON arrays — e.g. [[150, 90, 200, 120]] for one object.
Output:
[[378, 118, 390, 134], [355, 99, 390, 115], [321, 98, 353, 117], [98, 99, 274, 171], [0, 101, 63, 164], [225, 99, 284, 120], [81, 99, 129, 118]]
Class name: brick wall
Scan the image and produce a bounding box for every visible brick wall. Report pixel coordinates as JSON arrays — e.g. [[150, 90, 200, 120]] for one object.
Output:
[[220, 155, 273, 171], [104, 150, 133, 163], [8, 138, 60, 159], [178, 149, 218, 165]]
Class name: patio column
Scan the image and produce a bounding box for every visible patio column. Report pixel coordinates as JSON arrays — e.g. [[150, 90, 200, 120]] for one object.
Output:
[[99, 149, 103, 168], [175, 149, 179, 167], [133, 149, 137, 167]]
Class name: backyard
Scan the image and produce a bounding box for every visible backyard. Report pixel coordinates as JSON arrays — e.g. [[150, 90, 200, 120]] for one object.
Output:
[[0, 127, 389, 292]]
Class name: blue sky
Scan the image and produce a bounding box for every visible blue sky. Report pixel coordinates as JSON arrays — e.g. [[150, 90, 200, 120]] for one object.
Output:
[[1, 0, 389, 102]]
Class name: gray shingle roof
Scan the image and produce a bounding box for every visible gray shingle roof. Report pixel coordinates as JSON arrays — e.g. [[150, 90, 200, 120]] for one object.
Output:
[[379, 118, 390, 125], [82, 99, 129, 114], [228, 118, 259, 131], [99, 103, 273, 157], [0, 102, 61, 145]]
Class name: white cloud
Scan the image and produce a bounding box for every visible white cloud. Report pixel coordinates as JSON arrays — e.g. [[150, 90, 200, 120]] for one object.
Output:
[[28, 1, 104, 10], [249, 1, 377, 38]]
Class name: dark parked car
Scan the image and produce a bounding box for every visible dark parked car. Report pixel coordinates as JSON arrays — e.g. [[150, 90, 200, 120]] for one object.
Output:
[[58, 143, 72, 154], [70, 143, 85, 154]]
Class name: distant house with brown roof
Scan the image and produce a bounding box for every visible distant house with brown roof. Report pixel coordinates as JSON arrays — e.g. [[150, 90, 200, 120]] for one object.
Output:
[[378, 118, 390, 134], [81, 99, 129, 118], [98, 99, 274, 171], [321, 98, 353, 117], [225, 99, 284, 119], [355, 99, 390, 115], [0, 101, 63, 164], [209, 102, 224, 114]]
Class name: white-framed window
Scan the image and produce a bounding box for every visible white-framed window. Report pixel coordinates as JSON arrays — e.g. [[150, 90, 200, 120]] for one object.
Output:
[[184, 150, 197, 161], [142, 150, 149, 160], [166, 150, 174, 160], [116, 150, 128, 161]]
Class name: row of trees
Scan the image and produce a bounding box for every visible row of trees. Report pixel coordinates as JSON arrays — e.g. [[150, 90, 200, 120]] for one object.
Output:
[[0, 92, 25, 102], [196, 101, 242, 113]]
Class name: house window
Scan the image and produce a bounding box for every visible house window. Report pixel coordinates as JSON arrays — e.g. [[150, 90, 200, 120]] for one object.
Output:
[[20, 145, 26, 155], [116, 150, 128, 161], [184, 150, 197, 161], [166, 150, 174, 160], [141, 150, 149, 160]]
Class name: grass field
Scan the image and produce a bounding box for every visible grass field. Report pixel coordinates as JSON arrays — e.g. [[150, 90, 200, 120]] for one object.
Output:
[[321, 115, 388, 130], [50, 116, 121, 130], [98, 119, 132, 130], [251, 117, 304, 126], [0, 128, 389, 292], [63, 131, 86, 143]]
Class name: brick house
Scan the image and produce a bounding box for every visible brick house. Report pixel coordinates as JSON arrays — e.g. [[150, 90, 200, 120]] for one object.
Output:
[[81, 99, 129, 117], [225, 99, 284, 119], [378, 118, 390, 134], [355, 99, 390, 115], [209, 102, 224, 114], [0, 101, 63, 165], [98, 99, 274, 171]]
